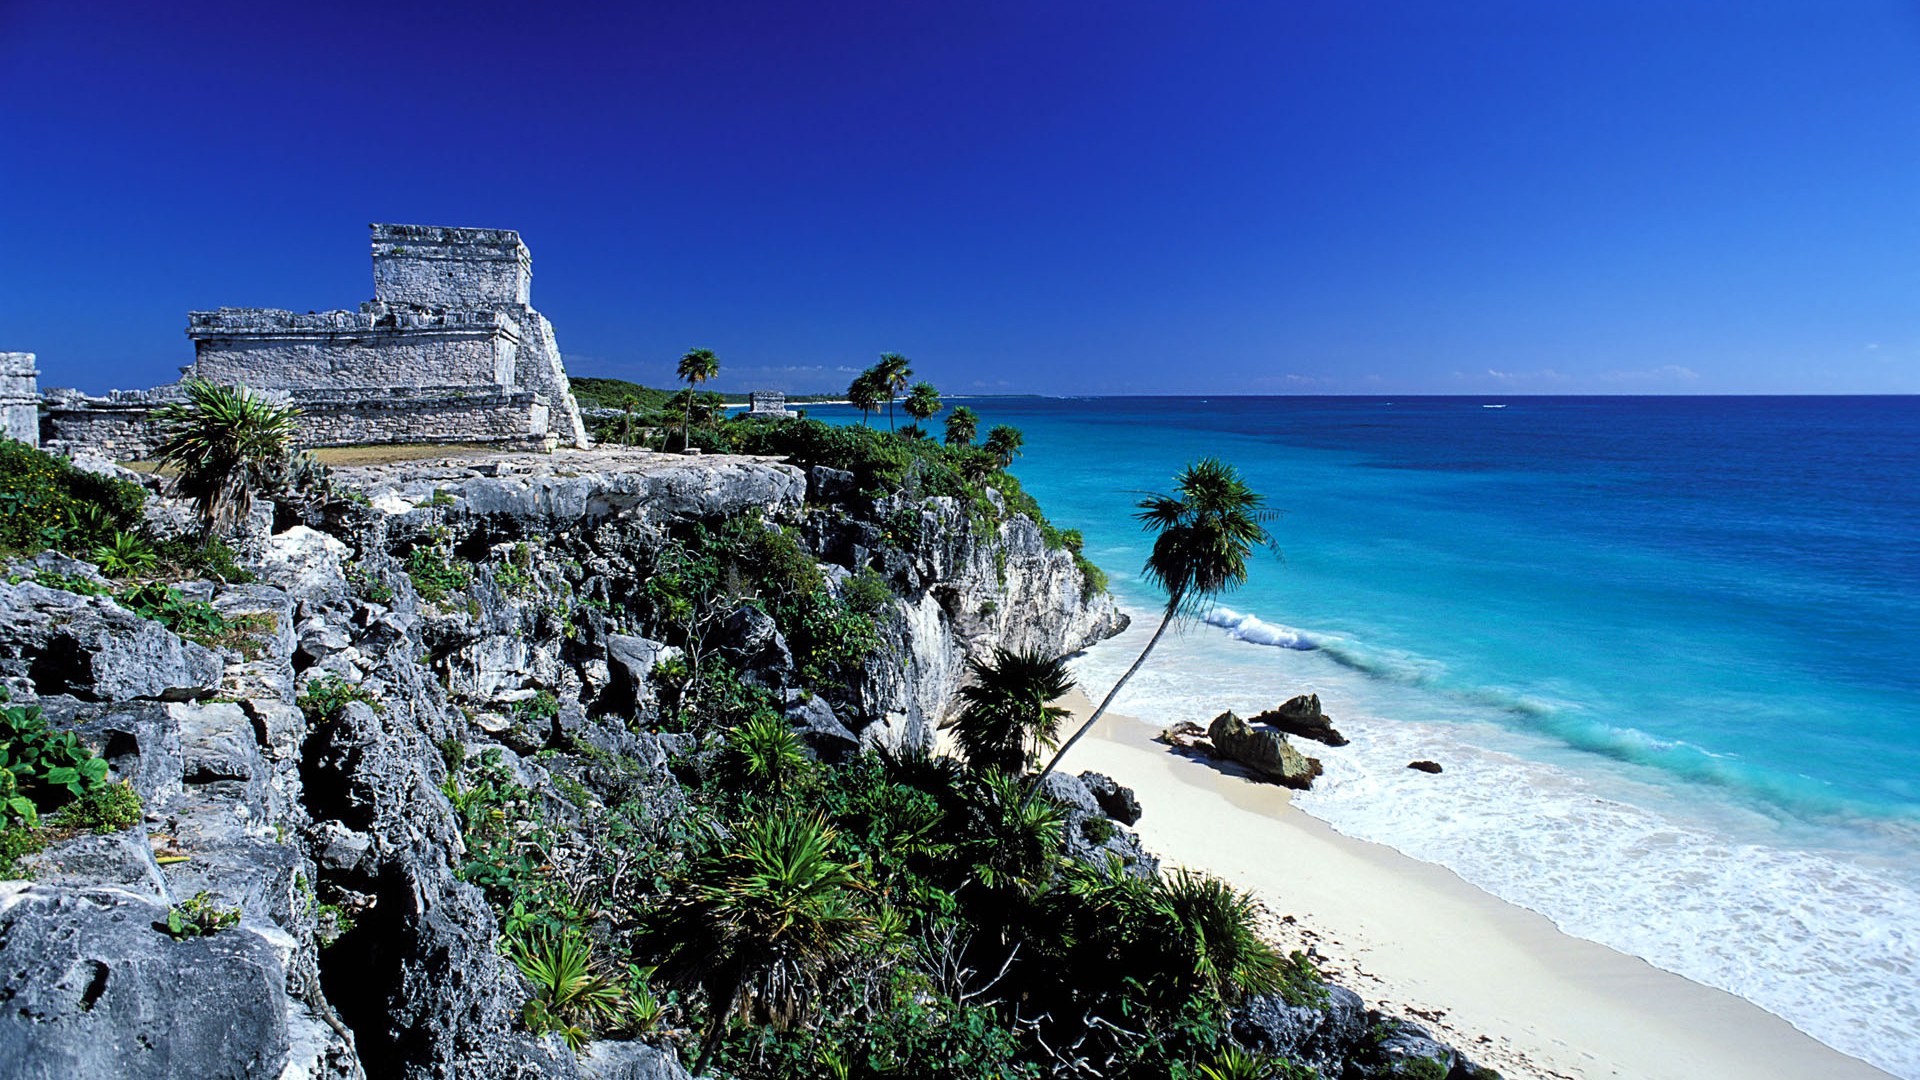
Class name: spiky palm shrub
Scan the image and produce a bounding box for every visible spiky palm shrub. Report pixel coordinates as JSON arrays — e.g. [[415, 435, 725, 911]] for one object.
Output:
[[659, 809, 874, 1075], [983, 424, 1024, 469], [1025, 458, 1275, 807], [150, 380, 300, 535], [725, 712, 810, 798], [676, 348, 720, 450], [944, 405, 979, 447], [942, 648, 1074, 775], [91, 530, 156, 578], [1148, 869, 1284, 1007], [510, 928, 625, 1050], [958, 772, 1066, 901]]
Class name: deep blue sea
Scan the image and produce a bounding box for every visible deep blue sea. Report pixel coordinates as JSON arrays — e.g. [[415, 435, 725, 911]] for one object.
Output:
[[810, 395, 1920, 1076]]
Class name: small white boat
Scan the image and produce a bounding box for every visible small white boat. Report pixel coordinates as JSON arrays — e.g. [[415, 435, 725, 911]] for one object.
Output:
[[1483, 404, 1507, 409]]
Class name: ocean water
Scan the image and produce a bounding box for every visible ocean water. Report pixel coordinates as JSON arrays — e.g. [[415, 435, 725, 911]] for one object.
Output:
[[811, 396, 1920, 1077]]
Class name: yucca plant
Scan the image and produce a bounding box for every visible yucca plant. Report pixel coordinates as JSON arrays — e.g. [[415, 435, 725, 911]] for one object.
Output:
[[1149, 868, 1284, 1006], [91, 530, 157, 578], [943, 647, 1075, 775], [658, 809, 873, 1075], [511, 928, 625, 1050], [1197, 1045, 1281, 1080], [150, 380, 301, 535], [724, 712, 810, 798], [961, 771, 1066, 899]]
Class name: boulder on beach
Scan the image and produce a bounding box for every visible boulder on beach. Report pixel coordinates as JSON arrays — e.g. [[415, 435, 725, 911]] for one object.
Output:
[[1208, 710, 1322, 789], [1251, 693, 1349, 747], [1407, 760, 1443, 774], [1157, 720, 1211, 753]]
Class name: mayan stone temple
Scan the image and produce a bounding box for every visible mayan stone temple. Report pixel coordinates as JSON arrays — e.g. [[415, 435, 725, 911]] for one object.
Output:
[[41, 224, 591, 455]]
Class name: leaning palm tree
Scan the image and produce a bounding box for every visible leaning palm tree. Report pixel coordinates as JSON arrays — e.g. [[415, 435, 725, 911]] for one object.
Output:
[[150, 380, 301, 535], [676, 348, 720, 450], [982, 424, 1024, 469], [1023, 459, 1276, 807], [944, 405, 979, 447], [902, 381, 942, 434], [942, 647, 1075, 774], [873, 353, 912, 431], [847, 370, 887, 427], [660, 810, 873, 1075]]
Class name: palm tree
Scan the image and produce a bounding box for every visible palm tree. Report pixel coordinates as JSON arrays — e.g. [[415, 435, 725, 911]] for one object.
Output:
[[676, 348, 720, 450], [873, 353, 912, 431], [903, 381, 942, 434], [725, 712, 810, 798], [983, 424, 1024, 469], [150, 380, 301, 535], [847, 370, 886, 427], [944, 405, 979, 447], [659, 810, 872, 1075], [942, 647, 1074, 775], [1023, 459, 1276, 808]]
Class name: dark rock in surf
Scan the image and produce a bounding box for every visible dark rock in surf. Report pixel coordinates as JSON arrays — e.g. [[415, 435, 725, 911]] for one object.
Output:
[[1208, 710, 1322, 789], [1407, 760, 1443, 774], [1251, 693, 1349, 747]]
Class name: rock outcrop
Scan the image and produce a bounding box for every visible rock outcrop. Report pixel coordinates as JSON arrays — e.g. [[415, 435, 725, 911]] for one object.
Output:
[[1251, 693, 1348, 747], [0, 445, 1121, 1079], [1207, 711, 1322, 789]]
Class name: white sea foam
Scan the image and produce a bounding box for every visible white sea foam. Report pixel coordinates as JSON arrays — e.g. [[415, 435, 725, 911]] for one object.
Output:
[[1070, 602, 1920, 1079]]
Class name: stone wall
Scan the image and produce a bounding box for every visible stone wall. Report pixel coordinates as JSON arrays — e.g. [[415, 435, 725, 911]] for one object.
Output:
[[40, 387, 182, 459], [0, 352, 38, 447], [290, 386, 551, 448], [372, 224, 531, 309], [187, 306, 520, 392]]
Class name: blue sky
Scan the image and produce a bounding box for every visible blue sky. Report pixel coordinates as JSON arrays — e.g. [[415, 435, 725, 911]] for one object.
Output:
[[2, 1, 1916, 395]]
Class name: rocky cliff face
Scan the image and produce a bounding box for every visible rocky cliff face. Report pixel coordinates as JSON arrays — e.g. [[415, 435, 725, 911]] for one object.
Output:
[[0, 447, 1123, 1079]]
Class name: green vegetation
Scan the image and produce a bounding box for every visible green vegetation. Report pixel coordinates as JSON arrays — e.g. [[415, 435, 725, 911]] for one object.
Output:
[[1028, 458, 1277, 805], [872, 353, 913, 431], [63, 780, 143, 833], [676, 348, 722, 451], [92, 530, 158, 577], [298, 676, 379, 722], [406, 536, 472, 603], [164, 891, 241, 938], [0, 437, 146, 558], [903, 381, 942, 428], [941, 648, 1075, 775], [150, 379, 301, 534], [944, 405, 979, 447], [1, 699, 112, 827]]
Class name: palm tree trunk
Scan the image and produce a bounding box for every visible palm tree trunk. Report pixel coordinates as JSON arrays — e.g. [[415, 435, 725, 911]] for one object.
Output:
[[1019, 605, 1178, 812], [682, 395, 692, 452]]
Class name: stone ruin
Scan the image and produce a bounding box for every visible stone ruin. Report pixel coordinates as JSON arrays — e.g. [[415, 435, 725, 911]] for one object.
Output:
[[1, 353, 38, 448], [746, 390, 797, 418], [38, 224, 591, 457]]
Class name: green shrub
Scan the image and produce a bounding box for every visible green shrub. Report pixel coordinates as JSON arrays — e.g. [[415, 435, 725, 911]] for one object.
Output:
[[62, 780, 142, 833], [842, 569, 893, 616], [0, 700, 112, 824], [1081, 815, 1117, 845], [407, 544, 472, 603], [117, 582, 230, 639], [1395, 1057, 1450, 1080], [298, 676, 378, 722], [0, 439, 146, 557], [0, 821, 46, 878], [514, 691, 560, 726], [92, 530, 158, 577], [28, 570, 110, 596], [164, 891, 240, 938]]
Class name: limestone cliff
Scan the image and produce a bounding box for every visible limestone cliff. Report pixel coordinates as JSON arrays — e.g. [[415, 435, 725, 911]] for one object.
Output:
[[0, 446, 1122, 1079]]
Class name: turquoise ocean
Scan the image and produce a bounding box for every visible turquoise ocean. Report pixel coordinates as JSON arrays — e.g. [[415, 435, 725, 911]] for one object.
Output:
[[809, 395, 1920, 1077]]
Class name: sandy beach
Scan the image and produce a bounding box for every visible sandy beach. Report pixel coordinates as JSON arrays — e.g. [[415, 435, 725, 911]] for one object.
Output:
[[1056, 689, 1894, 1080]]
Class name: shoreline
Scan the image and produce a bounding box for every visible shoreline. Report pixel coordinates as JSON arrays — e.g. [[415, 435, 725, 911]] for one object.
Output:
[[1059, 688, 1894, 1080]]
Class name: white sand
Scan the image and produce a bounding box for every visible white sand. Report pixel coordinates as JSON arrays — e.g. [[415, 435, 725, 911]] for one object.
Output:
[[1056, 690, 1894, 1080]]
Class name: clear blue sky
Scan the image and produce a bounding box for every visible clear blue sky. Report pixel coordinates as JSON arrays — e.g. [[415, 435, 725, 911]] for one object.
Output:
[[2, 1, 1916, 395]]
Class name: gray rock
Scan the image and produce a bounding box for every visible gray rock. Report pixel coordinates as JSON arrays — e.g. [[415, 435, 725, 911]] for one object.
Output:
[[52, 700, 186, 808], [1036, 770, 1100, 814], [806, 465, 856, 503], [1358, 1018, 1459, 1079], [578, 1039, 696, 1079], [716, 605, 792, 690], [1250, 693, 1349, 747], [783, 693, 858, 762], [1078, 771, 1142, 825], [19, 831, 168, 901], [0, 582, 223, 702], [1208, 711, 1321, 789], [0, 883, 294, 1080], [1231, 984, 1370, 1077]]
